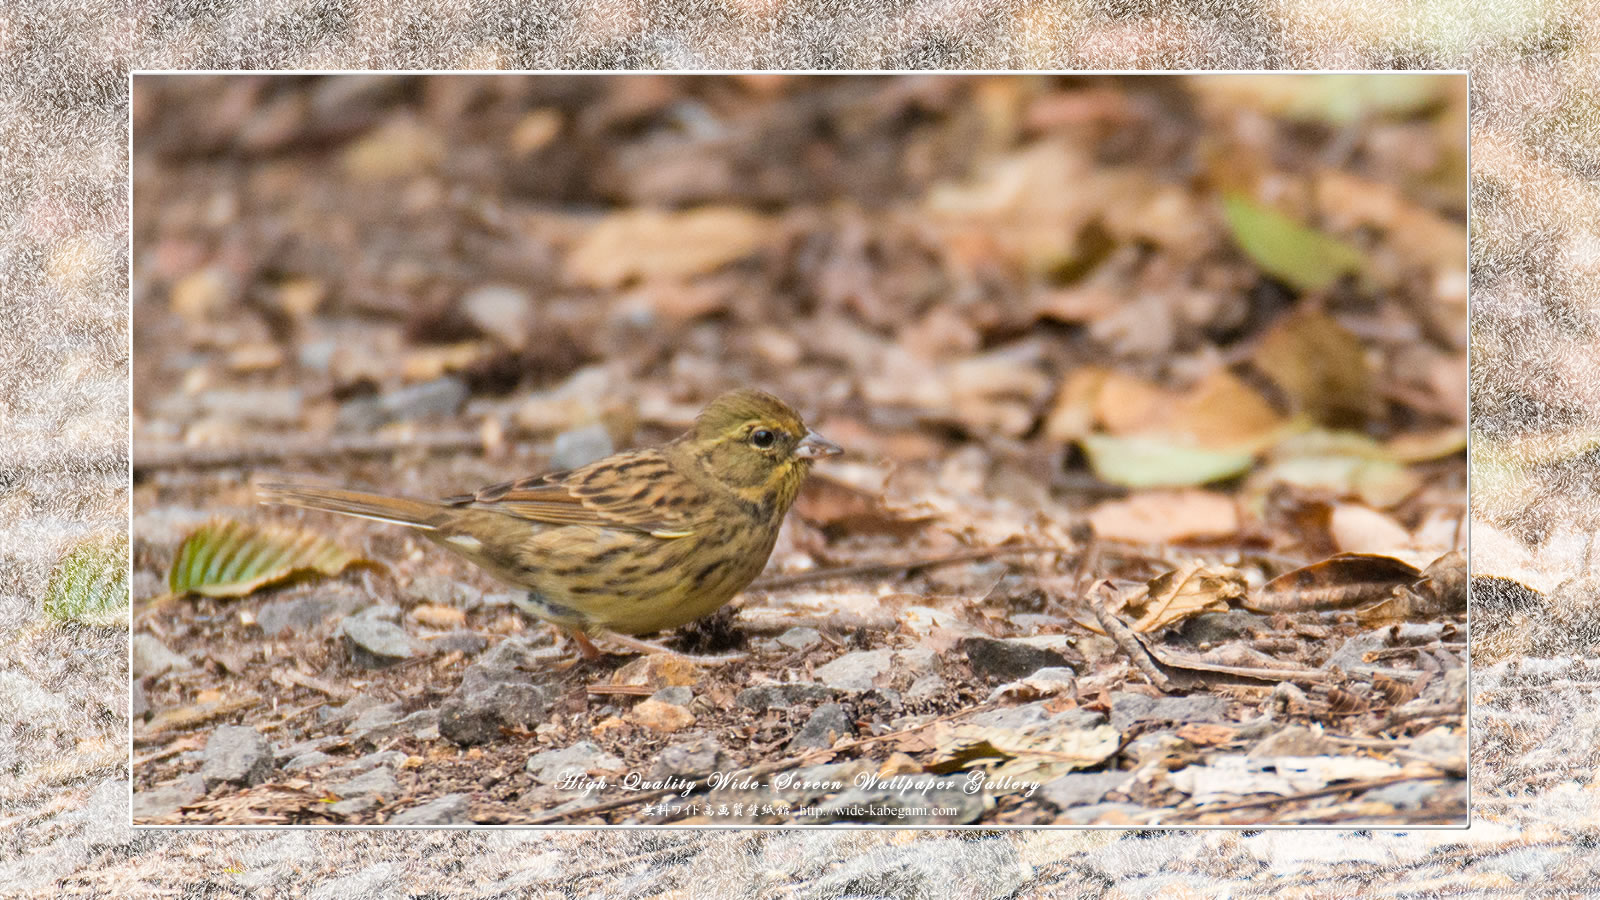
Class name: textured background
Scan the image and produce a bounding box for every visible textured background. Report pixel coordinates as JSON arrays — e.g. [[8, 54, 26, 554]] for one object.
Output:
[[2, 0, 1594, 895]]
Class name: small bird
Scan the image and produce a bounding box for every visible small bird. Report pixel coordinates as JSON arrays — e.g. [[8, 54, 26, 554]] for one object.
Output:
[[259, 389, 841, 659]]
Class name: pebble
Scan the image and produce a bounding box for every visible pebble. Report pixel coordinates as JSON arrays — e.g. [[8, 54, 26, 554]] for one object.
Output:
[[390, 793, 473, 826], [959, 636, 1073, 681], [131, 634, 192, 681], [1109, 692, 1230, 734], [526, 741, 624, 785], [650, 685, 694, 707], [628, 698, 696, 733], [649, 736, 730, 779], [776, 626, 822, 650], [736, 682, 835, 711], [338, 376, 467, 430], [439, 643, 558, 746], [550, 422, 615, 470], [788, 703, 855, 751], [331, 767, 400, 801], [339, 614, 422, 668], [199, 724, 275, 790]]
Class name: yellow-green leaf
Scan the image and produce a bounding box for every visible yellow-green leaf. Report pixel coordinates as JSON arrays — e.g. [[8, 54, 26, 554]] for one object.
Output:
[[1080, 433, 1257, 489], [1223, 193, 1366, 293], [43, 533, 129, 627], [169, 520, 364, 598]]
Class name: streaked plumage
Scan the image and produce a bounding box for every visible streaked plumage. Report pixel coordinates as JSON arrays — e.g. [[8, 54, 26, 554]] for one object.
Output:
[[259, 389, 840, 657]]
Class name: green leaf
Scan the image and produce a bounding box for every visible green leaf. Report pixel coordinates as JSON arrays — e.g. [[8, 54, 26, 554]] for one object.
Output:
[[1254, 429, 1420, 509], [169, 519, 364, 598], [43, 533, 130, 627], [1080, 433, 1257, 489], [1222, 193, 1366, 293]]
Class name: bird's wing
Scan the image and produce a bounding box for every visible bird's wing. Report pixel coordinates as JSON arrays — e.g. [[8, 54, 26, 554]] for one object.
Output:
[[446, 449, 701, 538]]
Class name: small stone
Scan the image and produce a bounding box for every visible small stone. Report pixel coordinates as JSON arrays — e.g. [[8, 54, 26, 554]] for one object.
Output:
[[628, 698, 696, 733], [788, 703, 855, 751], [1055, 802, 1150, 826], [257, 595, 343, 637], [650, 685, 694, 706], [959, 636, 1073, 681], [131, 780, 203, 821], [1109, 692, 1229, 734], [550, 422, 615, 470], [330, 750, 408, 776], [131, 634, 192, 681], [338, 376, 467, 430], [1182, 610, 1264, 646], [439, 648, 558, 746], [526, 741, 624, 785], [1247, 725, 1337, 758], [1040, 770, 1132, 809], [907, 674, 948, 702], [428, 630, 488, 656], [1364, 779, 1438, 811], [460, 284, 533, 348], [340, 615, 421, 668], [198, 388, 304, 425], [776, 626, 822, 650], [199, 725, 274, 790], [332, 767, 400, 801], [346, 702, 405, 736], [328, 796, 378, 816], [284, 751, 331, 772], [390, 793, 473, 826], [736, 682, 835, 711], [609, 654, 700, 691], [649, 736, 730, 779], [814, 649, 894, 693]]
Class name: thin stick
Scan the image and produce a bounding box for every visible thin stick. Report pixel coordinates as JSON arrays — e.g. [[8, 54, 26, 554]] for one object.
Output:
[[1092, 580, 1176, 692], [1165, 773, 1455, 820], [133, 430, 488, 473], [751, 545, 1064, 592]]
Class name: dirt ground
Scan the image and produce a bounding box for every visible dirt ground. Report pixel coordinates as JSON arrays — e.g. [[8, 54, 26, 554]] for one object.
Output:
[[129, 73, 1467, 826]]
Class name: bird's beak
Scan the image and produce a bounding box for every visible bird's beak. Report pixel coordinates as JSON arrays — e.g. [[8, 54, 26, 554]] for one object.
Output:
[[795, 430, 843, 460]]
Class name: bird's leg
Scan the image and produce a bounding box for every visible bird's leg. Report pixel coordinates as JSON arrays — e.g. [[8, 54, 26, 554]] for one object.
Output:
[[596, 630, 747, 665], [567, 627, 604, 661]]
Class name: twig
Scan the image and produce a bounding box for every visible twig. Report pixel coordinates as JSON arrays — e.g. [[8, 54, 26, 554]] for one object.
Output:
[[751, 545, 1065, 592], [133, 430, 488, 473], [1166, 773, 1456, 821], [1092, 581, 1176, 692]]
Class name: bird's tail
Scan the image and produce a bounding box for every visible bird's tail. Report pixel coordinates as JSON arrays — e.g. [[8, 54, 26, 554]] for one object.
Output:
[[258, 483, 445, 531]]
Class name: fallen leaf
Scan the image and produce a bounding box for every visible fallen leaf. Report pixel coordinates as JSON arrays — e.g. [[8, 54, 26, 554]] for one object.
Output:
[[1222, 193, 1367, 293], [1123, 562, 1246, 632], [1247, 552, 1420, 613], [43, 532, 129, 627], [566, 206, 772, 288], [1080, 433, 1257, 489], [1089, 490, 1242, 544], [168, 520, 368, 599], [1252, 308, 1375, 427], [1328, 503, 1411, 554]]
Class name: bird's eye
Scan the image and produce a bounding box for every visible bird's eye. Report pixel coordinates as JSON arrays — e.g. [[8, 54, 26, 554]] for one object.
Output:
[[750, 428, 776, 448]]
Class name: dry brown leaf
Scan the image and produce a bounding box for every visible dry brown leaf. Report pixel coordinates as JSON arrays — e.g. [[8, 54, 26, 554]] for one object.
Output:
[[1328, 503, 1411, 555], [1252, 308, 1375, 428], [1123, 562, 1247, 632], [1247, 553, 1421, 613], [1088, 489, 1241, 545], [566, 207, 772, 288]]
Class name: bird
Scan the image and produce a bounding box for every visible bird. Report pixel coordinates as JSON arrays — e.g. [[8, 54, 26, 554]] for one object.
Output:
[[258, 388, 841, 660]]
